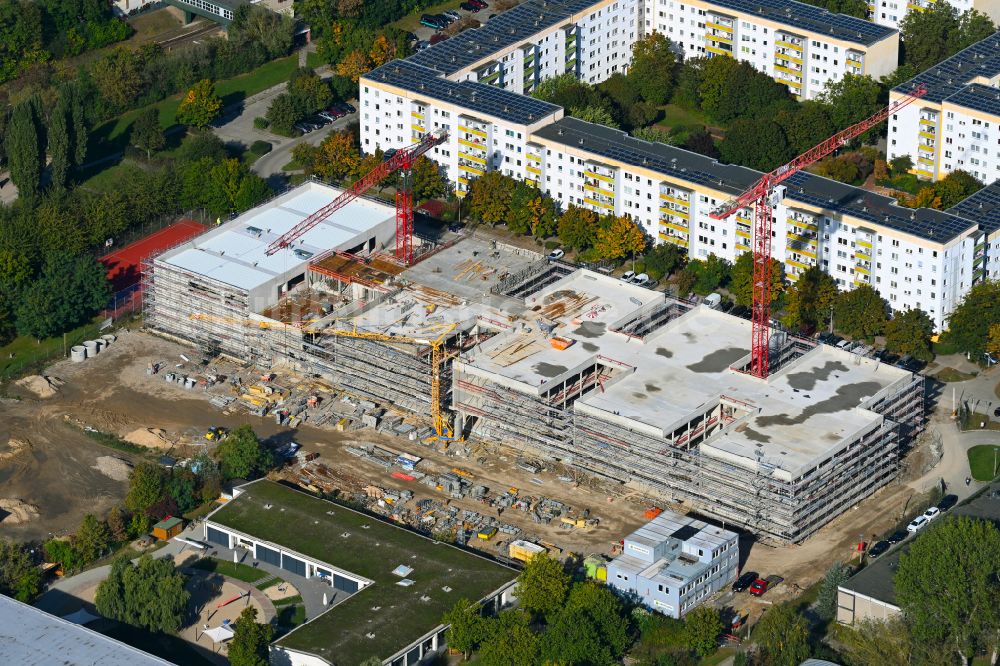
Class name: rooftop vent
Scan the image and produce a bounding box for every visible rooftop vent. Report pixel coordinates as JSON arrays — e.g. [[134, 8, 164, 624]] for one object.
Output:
[[246, 226, 263, 237], [578, 138, 584, 145], [294, 249, 314, 260], [557, 128, 563, 135]]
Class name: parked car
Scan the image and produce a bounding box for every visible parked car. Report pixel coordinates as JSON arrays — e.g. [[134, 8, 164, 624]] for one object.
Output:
[[469, 0, 488, 7], [630, 272, 649, 285], [293, 121, 313, 134], [732, 571, 758, 593], [730, 304, 751, 320], [886, 530, 908, 544], [317, 110, 336, 122], [621, 271, 636, 282], [307, 115, 331, 126], [343, 102, 357, 114], [420, 14, 445, 29], [937, 494, 958, 511], [443, 10, 461, 20], [645, 279, 659, 290], [867, 540, 890, 559], [415, 40, 430, 50], [460, 1, 481, 10], [906, 515, 929, 533], [548, 248, 565, 260], [994, 406, 1000, 417], [434, 13, 455, 24], [750, 575, 782, 597], [923, 506, 941, 521]]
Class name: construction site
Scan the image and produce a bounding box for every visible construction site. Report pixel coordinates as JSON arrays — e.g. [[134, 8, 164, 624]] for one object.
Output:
[[141, 180, 926, 544]]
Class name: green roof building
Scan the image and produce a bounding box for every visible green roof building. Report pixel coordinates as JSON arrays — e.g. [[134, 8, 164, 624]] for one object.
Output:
[[204, 480, 518, 666]]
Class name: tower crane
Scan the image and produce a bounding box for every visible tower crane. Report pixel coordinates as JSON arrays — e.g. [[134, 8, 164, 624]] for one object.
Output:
[[709, 84, 928, 379], [265, 130, 449, 264]]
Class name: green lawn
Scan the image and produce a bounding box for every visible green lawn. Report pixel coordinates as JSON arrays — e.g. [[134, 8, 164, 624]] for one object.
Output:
[[655, 103, 708, 130], [101, 621, 215, 666], [700, 647, 737, 665], [968, 445, 1000, 481], [392, 0, 464, 32], [273, 594, 303, 607], [190, 557, 268, 584], [306, 50, 325, 70], [0, 319, 104, 382], [277, 603, 306, 630], [87, 54, 299, 164], [934, 367, 977, 382]]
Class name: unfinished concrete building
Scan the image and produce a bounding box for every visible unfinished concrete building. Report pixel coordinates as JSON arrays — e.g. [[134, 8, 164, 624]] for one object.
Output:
[[453, 271, 924, 543], [146, 183, 924, 542]]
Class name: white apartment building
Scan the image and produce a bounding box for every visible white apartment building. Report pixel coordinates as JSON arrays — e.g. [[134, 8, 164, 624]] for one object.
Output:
[[527, 117, 979, 331], [360, 0, 994, 331], [888, 33, 1000, 182], [405, 0, 640, 95], [868, 0, 1000, 30], [643, 0, 898, 99]]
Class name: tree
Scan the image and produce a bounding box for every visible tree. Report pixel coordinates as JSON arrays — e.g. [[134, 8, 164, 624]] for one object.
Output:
[[684, 606, 723, 658], [684, 129, 720, 159], [818, 74, 882, 130], [335, 49, 372, 83], [719, 118, 792, 171], [177, 79, 222, 128], [987, 323, 1000, 358], [369, 34, 396, 68], [74, 514, 113, 563], [783, 266, 838, 333], [516, 553, 569, 618], [816, 563, 851, 621], [0, 540, 41, 602], [478, 609, 540, 666], [631, 126, 677, 145], [730, 253, 785, 307], [91, 47, 145, 112], [509, 182, 558, 238], [752, 602, 811, 666], [543, 606, 616, 665], [288, 67, 333, 116], [442, 598, 488, 658], [14, 254, 110, 339], [570, 105, 619, 129], [5, 100, 44, 200], [229, 606, 274, 666], [901, 4, 995, 71], [628, 33, 677, 105], [593, 215, 647, 261], [266, 93, 301, 135], [96, 554, 189, 633], [889, 155, 914, 175], [308, 130, 360, 182], [837, 616, 914, 666], [935, 170, 984, 208], [131, 108, 165, 158], [682, 254, 731, 296], [48, 97, 72, 190], [944, 280, 1000, 356], [833, 285, 888, 341], [410, 156, 446, 201], [167, 469, 199, 514], [644, 243, 683, 280], [468, 172, 514, 225], [124, 462, 167, 516], [776, 101, 835, 154], [557, 205, 600, 250], [216, 424, 273, 480], [885, 308, 934, 362], [562, 582, 629, 658], [895, 516, 1000, 665], [44, 538, 82, 574], [107, 506, 129, 543]]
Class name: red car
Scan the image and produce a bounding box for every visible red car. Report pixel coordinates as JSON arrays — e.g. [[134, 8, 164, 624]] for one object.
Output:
[[749, 578, 769, 596]]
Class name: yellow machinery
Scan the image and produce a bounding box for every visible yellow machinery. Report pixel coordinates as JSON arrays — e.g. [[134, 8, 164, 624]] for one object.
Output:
[[301, 321, 461, 441], [189, 312, 461, 440]]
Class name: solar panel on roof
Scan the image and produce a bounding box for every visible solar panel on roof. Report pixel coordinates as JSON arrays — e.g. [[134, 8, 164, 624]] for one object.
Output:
[[534, 117, 976, 242], [893, 32, 1000, 103], [948, 180, 1000, 234]]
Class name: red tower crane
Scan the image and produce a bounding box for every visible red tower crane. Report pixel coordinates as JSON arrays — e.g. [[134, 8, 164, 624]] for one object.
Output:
[[709, 84, 927, 379], [265, 130, 449, 264]]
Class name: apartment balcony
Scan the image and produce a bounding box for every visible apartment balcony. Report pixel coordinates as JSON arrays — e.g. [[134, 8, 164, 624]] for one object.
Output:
[[787, 216, 817, 232], [705, 19, 734, 32], [775, 35, 804, 51], [584, 196, 615, 211], [786, 230, 817, 244], [458, 159, 485, 177], [584, 163, 616, 183], [526, 164, 541, 176], [458, 151, 486, 165], [659, 206, 689, 220], [775, 49, 803, 65], [658, 230, 689, 248]]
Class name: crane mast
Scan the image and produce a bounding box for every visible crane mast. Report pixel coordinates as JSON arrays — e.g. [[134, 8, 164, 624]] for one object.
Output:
[[265, 130, 449, 264], [709, 84, 927, 379]]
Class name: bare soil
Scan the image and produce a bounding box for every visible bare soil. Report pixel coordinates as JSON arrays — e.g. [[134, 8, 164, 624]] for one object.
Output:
[[0, 330, 946, 601]]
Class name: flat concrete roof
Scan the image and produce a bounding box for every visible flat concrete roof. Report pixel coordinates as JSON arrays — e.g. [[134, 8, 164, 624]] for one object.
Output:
[[460, 271, 915, 479], [158, 182, 395, 292], [0, 596, 172, 665], [400, 235, 541, 306]]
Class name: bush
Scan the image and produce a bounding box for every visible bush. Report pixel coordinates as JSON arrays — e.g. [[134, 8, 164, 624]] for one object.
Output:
[[632, 260, 646, 274], [250, 140, 272, 155], [544, 240, 560, 250], [253, 117, 270, 129]]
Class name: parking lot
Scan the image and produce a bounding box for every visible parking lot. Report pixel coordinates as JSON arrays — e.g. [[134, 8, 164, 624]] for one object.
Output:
[[407, 0, 519, 45]]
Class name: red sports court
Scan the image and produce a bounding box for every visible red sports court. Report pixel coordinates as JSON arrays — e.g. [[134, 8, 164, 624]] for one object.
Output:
[[101, 219, 208, 291]]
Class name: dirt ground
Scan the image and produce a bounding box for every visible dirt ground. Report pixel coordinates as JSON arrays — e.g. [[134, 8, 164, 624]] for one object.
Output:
[[0, 329, 948, 598]]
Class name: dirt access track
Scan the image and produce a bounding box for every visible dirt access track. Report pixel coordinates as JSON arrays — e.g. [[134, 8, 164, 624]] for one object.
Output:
[[0, 330, 942, 598]]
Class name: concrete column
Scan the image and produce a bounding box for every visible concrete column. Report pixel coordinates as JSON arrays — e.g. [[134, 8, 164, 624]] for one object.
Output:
[[454, 412, 465, 437]]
